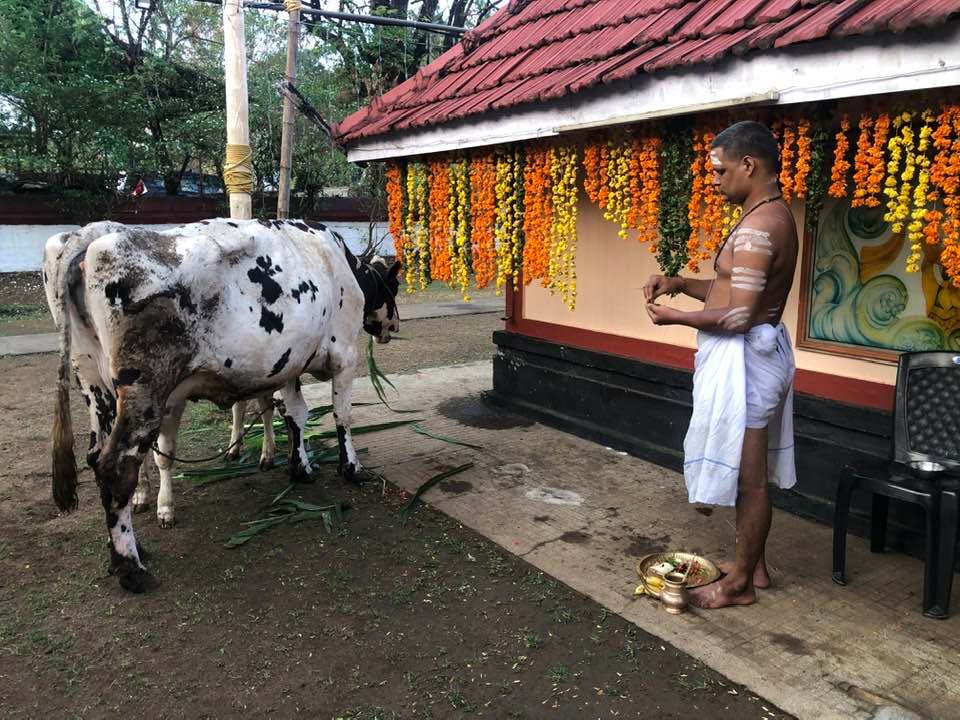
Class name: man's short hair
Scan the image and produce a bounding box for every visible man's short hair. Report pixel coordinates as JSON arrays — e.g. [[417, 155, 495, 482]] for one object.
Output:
[[711, 121, 780, 175]]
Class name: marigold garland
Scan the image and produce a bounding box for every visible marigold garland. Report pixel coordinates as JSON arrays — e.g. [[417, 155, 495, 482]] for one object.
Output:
[[686, 130, 707, 270], [867, 112, 891, 206], [851, 114, 874, 207], [522, 145, 552, 283], [386, 162, 406, 256], [779, 120, 796, 203], [494, 149, 524, 292], [604, 140, 633, 240], [448, 158, 472, 300], [829, 113, 851, 198], [469, 154, 497, 290], [935, 105, 960, 286], [885, 112, 915, 236], [905, 110, 934, 273], [548, 144, 579, 308], [638, 136, 661, 245], [403, 162, 430, 290], [583, 141, 603, 205], [427, 159, 452, 282], [794, 119, 812, 198]]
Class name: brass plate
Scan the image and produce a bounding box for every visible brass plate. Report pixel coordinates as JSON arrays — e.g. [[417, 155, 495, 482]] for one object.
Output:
[[636, 552, 721, 598]]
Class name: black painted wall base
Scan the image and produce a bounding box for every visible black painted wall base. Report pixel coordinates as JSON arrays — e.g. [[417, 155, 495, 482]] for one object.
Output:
[[490, 330, 933, 561]]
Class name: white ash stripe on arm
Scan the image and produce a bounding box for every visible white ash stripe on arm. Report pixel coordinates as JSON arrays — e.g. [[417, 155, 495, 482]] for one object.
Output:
[[731, 267, 767, 292], [733, 228, 773, 256], [719, 306, 751, 331]]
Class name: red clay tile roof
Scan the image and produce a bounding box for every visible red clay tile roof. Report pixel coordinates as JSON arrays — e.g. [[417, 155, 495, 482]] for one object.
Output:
[[333, 0, 960, 145]]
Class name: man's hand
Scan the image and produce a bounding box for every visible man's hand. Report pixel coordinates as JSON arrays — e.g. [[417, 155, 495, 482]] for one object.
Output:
[[643, 275, 682, 302], [645, 302, 679, 326]]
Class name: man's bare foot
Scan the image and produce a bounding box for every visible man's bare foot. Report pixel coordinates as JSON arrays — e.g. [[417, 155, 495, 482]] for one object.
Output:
[[689, 579, 757, 609], [717, 560, 771, 589]]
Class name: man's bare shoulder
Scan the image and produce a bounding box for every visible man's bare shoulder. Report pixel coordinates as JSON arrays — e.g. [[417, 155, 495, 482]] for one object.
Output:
[[732, 204, 797, 252]]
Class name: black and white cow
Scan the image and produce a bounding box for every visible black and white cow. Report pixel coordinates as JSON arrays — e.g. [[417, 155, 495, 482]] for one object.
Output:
[[44, 218, 400, 592]]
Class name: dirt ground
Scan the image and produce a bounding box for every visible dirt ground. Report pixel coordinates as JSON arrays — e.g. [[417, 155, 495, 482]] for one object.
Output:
[[0, 341, 787, 718]]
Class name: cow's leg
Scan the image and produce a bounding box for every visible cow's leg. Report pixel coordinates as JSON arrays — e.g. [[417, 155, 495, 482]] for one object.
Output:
[[132, 458, 152, 514], [226, 400, 247, 462], [257, 394, 277, 470], [152, 401, 186, 529], [332, 367, 364, 484], [96, 387, 162, 593], [280, 382, 313, 483]]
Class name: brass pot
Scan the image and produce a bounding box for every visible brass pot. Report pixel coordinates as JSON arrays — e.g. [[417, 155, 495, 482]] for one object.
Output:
[[659, 574, 689, 614]]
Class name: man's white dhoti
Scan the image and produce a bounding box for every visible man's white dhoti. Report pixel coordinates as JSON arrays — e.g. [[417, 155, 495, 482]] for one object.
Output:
[[683, 323, 796, 506]]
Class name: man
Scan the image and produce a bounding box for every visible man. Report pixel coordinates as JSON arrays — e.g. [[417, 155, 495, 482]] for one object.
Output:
[[643, 121, 799, 609]]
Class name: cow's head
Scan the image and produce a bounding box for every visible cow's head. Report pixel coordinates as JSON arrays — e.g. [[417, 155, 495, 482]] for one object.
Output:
[[363, 257, 401, 344]]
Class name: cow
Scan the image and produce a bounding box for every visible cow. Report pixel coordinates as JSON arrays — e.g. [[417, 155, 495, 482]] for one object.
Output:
[[44, 218, 400, 592]]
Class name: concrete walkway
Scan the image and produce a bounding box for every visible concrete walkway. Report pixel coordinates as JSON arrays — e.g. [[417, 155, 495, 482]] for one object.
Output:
[[301, 361, 959, 720], [0, 298, 502, 356]]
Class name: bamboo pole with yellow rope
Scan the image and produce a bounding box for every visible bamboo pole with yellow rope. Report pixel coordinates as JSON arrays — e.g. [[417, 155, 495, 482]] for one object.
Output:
[[222, 0, 253, 220]]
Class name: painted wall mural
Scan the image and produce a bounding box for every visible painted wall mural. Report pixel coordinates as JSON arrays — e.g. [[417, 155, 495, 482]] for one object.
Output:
[[809, 199, 960, 352]]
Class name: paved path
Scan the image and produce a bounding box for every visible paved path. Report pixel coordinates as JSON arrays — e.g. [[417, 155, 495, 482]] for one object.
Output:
[[300, 361, 954, 720], [0, 298, 502, 356]]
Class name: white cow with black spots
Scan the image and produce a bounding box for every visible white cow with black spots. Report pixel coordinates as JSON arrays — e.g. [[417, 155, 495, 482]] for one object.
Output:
[[44, 218, 400, 592]]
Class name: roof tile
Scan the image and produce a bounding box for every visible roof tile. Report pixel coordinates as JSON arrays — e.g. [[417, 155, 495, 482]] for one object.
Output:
[[333, 0, 960, 144]]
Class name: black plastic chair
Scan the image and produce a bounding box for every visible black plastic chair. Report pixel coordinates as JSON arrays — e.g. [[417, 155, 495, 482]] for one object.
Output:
[[935, 478, 960, 617], [832, 351, 960, 618]]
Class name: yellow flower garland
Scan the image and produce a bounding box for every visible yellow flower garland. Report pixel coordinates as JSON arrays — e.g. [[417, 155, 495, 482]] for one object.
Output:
[[548, 144, 579, 309], [906, 111, 935, 273], [403, 162, 430, 291], [448, 158, 471, 300], [494, 149, 524, 293]]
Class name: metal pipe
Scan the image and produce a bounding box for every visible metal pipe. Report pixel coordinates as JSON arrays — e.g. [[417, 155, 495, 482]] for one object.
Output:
[[191, 0, 466, 35]]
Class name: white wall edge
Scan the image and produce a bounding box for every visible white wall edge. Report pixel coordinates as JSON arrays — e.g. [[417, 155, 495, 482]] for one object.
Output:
[[345, 24, 960, 162]]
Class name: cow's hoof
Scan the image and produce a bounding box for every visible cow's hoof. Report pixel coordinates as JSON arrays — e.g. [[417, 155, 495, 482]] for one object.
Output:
[[157, 506, 175, 529], [132, 487, 151, 514], [117, 564, 158, 594], [260, 457, 275, 471], [225, 448, 241, 463], [340, 464, 378, 485], [290, 469, 315, 484], [108, 547, 158, 593]]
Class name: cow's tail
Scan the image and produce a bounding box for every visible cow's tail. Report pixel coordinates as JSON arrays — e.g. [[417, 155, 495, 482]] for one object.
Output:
[[51, 253, 80, 512]]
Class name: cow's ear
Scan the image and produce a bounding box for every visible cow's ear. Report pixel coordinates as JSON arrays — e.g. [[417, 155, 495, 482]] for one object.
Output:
[[389, 260, 402, 278]]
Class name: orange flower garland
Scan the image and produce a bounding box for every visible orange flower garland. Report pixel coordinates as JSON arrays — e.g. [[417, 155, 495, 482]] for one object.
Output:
[[638, 136, 661, 245], [936, 105, 960, 285], [829, 114, 851, 198], [685, 129, 725, 272], [794, 118, 812, 198], [522, 145, 552, 282], [700, 133, 725, 261], [686, 129, 707, 270], [779, 120, 796, 203], [583, 141, 603, 204], [851, 114, 874, 207], [598, 142, 610, 210], [866, 112, 891, 206], [427, 159, 452, 282], [386, 162, 406, 256], [469, 154, 497, 290]]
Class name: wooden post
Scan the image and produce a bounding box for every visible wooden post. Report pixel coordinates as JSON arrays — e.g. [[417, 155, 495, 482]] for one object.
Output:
[[222, 0, 252, 219], [277, 2, 301, 220]]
